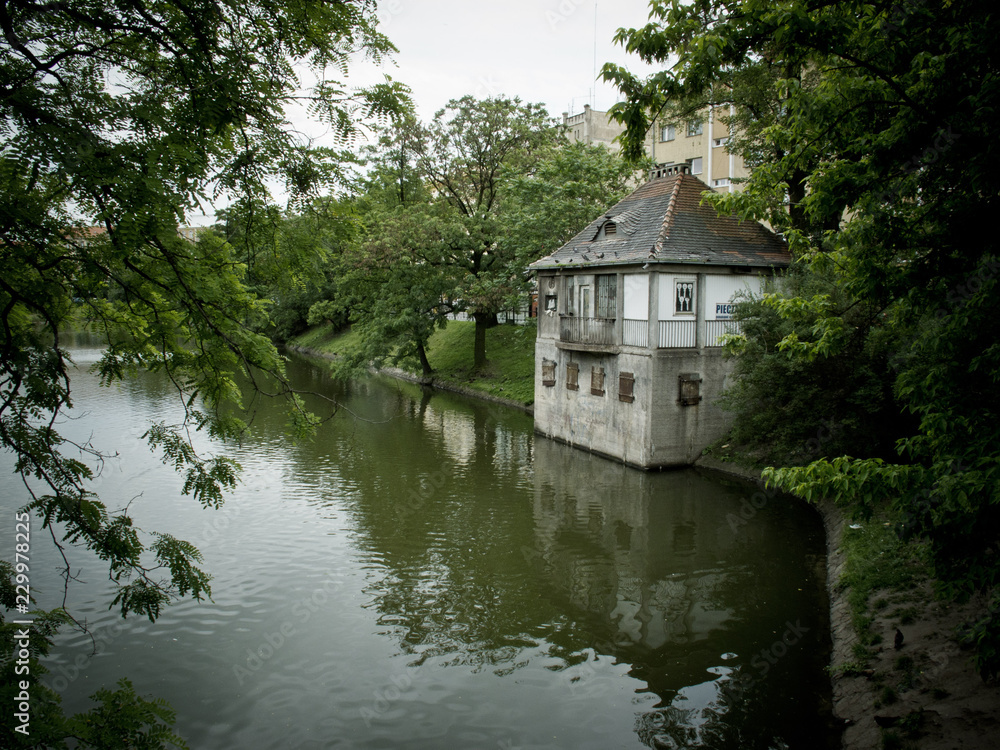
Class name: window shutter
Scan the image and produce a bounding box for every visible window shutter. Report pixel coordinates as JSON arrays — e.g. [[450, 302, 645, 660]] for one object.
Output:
[[619, 372, 635, 403]]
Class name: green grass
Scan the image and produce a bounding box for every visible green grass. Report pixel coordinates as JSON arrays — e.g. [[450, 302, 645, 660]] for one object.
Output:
[[289, 320, 537, 406], [839, 519, 928, 661], [289, 322, 364, 355]]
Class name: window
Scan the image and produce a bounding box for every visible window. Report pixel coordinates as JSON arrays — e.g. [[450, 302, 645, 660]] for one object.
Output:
[[544, 294, 557, 312], [686, 119, 703, 136], [596, 274, 617, 319], [712, 137, 729, 147], [690, 157, 703, 175], [619, 372, 635, 403], [542, 360, 556, 387], [659, 124, 675, 142], [712, 178, 730, 187], [566, 362, 579, 391], [564, 277, 574, 314], [678, 373, 702, 406], [603, 221, 617, 237], [591, 366, 605, 397], [675, 280, 694, 314]]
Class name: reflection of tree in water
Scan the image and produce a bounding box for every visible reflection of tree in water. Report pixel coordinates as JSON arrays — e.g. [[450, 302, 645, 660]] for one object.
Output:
[[276, 363, 832, 744]]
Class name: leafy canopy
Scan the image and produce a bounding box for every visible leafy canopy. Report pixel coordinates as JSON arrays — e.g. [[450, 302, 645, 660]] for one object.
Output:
[[1, 0, 407, 744], [606, 0, 1000, 676]]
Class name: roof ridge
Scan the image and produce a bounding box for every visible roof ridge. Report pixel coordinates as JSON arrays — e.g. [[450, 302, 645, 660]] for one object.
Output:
[[653, 174, 685, 254]]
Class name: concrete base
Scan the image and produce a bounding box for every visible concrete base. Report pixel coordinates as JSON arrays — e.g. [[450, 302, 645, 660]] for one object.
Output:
[[533, 339, 735, 469]]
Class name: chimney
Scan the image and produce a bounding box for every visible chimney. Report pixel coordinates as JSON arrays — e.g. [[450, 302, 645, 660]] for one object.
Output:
[[649, 162, 692, 181]]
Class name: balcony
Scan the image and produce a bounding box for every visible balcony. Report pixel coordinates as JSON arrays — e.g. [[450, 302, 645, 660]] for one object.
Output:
[[551, 316, 740, 351], [658, 320, 696, 348], [557, 316, 617, 352]]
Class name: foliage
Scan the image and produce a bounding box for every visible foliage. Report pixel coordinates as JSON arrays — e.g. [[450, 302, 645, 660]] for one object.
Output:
[[499, 140, 639, 272], [334, 201, 466, 378], [216, 197, 359, 341], [606, 0, 1000, 676], [0, 0, 408, 743], [414, 96, 560, 369], [1, 562, 189, 749], [720, 260, 905, 466], [334, 103, 635, 376]]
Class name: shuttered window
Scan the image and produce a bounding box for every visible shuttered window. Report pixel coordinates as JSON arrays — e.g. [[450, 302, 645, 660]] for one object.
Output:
[[596, 274, 616, 319], [619, 372, 635, 403], [591, 366, 605, 396], [542, 360, 556, 387], [566, 362, 579, 391]]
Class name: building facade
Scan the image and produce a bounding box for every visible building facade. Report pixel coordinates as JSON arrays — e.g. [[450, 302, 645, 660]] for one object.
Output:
[[529, 163, 789, 469], [563, 105, 748, 192], [650, 106, 748, 192]]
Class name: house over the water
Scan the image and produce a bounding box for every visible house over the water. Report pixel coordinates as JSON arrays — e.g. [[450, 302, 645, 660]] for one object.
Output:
[[529, 163, 790, 468]]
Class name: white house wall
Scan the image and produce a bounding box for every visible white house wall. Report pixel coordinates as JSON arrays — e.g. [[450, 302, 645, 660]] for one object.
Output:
[[704, 275, 765, 319], [623, 273, 648, 319]]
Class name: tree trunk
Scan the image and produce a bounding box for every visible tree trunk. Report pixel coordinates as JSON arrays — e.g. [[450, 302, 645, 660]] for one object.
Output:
[[416, 338, 433, 378], [472, 312, 489, 370]]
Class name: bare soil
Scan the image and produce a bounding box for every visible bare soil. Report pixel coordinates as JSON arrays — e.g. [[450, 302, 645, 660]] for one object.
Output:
[[820, 501, 1000, 749]]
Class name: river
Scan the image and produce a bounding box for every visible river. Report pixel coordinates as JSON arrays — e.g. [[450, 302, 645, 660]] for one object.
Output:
[[1, 342, 838, 748]]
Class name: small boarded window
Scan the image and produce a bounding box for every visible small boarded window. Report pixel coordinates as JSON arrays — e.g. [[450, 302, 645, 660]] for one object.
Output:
[[619, 372, 635, 403], [604, 221, 617, 237], [542, 359, 556, 387], [566, 362, 579, 391], [591, 366, 605, 397], [678, 373, 702, 406]]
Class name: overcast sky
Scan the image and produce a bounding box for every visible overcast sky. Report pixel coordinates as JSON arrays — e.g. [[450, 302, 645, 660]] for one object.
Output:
[[190, 1, 663, 224], [369, 0, 661, 120]]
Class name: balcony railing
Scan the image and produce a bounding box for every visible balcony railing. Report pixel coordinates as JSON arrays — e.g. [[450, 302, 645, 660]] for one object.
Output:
[[622, 318, 649, 347], [658, 320, 696, 348], [554, 316, 736, 349], [559, 316, 616, 346], [706, 319, 739, 347]]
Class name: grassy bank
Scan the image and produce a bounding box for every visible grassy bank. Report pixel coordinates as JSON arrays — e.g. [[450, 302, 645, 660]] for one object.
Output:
[[289, 320, 537, 406]]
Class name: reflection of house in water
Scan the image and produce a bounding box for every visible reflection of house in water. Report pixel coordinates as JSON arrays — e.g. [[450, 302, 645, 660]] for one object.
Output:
[[421, 404, 477, 466], [531, 439, 743, 653]]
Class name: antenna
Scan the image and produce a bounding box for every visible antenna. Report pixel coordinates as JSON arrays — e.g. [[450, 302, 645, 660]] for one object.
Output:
[[593, 2, 598, 109]]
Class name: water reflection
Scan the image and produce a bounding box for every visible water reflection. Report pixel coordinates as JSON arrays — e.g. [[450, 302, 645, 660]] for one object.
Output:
[[2, 346, 836, 749]]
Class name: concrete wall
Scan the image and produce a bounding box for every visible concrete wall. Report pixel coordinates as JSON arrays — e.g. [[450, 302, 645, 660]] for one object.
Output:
[[534, 338, 736, 469]]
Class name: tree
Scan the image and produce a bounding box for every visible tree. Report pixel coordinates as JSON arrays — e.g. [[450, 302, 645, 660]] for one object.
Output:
[[335, 201, 466, 378], [415, 96, 559, 370], [217, 197, 359, 341], [605, 0, 1000, 676], [499, 140, 638, 271], [0, 0, 407, 743]]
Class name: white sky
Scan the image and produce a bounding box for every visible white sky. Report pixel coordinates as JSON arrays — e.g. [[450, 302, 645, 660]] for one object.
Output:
[[189, 0, 663, 224], [370, 0, 661, 120]]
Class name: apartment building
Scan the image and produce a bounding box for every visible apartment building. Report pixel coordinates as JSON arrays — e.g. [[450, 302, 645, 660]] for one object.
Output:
[[563, 105, 747, 192]]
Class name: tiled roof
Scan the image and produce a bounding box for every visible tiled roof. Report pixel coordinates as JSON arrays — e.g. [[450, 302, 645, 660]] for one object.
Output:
[[529, 172, 790, 270]]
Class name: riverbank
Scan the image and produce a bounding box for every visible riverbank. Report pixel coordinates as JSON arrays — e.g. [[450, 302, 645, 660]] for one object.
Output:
[[696, 455, 1000, 749], [288, 321, 536, 412]]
